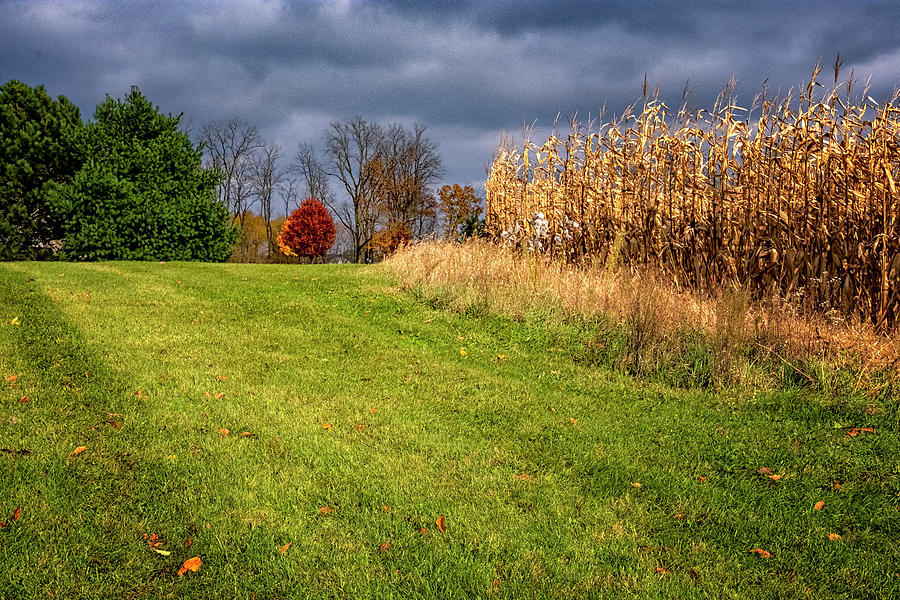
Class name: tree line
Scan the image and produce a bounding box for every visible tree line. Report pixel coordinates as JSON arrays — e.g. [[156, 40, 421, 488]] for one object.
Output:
[[1, 80, 485, 263]]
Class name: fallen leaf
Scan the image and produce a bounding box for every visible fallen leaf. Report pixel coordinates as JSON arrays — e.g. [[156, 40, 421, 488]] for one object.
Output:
[[674, 514, 685, 520], [419, 527, 427, 535], [568, 416, 577, 424], [353, 424, 365, 430], [382, 505, 391, 512], [758, 467, 773, 475], [108, 421, 121, 429], [177, 556, 201, 576], [497, 354, 507, 360], [216, 375, 228, 382], [278, 542, 291, 554], [319, 506, 335, 515], [240, 431, 254, 438], [10, 317, 19, 326], [768, 474, 782, 481], [513, 473, 531, 481], [370, 408, 378, 413], [71, 446, 87, 456], [689, 568, 700, 580], [750, 549, 771, 558], [148, 533, 161, 547], [655, 566, 669, 575], [134, 390, 147, 398], [828, 533, 842, 541], [204, 392, 211, 398], [19, 396, 29, 404], [814, 501, 825, 510], [216, 428, 229, 437], [185, 537, 192, 548], [457, 336, 465, 341], [698, 476, 707, 482], [11, 507, 21, 522], [459, 348, 467, 356], [6, 375, 17, 385], [151, 547, 171, 556], [832, 480, 843, 490], [213, 392, 225, 400], [436, 515, 446, 533], [379, 541, 391, 552], [631, 482, 643, 488], [322, 423, 333, 431]]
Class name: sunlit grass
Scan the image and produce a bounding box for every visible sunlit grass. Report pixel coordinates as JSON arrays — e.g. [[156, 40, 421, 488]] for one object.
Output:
[[1, 261, 897, 599]]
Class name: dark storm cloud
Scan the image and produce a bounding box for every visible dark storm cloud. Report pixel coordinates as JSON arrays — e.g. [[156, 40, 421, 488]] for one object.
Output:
[[1, 0, 898, 192]]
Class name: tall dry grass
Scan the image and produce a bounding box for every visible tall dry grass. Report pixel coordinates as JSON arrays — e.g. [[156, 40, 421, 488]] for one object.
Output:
[[385, 239, 899, 394], [486, 61, 900, 330]]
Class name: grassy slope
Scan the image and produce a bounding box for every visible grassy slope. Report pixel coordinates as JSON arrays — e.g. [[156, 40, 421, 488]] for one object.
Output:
[[0, 261, 897, 599]]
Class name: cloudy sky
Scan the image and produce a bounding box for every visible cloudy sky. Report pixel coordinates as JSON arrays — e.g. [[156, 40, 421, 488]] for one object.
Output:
[[2, 0, 898, 199]]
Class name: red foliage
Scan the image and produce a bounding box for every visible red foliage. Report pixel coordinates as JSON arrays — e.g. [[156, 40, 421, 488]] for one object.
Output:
[[278, 198, 336, 260]]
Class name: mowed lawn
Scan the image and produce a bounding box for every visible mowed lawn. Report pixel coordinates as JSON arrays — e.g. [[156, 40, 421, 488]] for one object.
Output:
[[0, 262, 898, 599]]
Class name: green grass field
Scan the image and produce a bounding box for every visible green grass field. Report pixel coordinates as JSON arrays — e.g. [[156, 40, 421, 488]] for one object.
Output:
[[1, 261, 898, 599]]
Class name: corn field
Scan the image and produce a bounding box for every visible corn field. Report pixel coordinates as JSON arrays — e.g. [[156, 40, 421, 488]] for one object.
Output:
[[486, 64, 900, 330]]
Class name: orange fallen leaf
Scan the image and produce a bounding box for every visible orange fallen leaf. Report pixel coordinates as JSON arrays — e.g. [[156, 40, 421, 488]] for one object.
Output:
[[134, 390, 147, 398], [750, 549, 771, 558], [370, 408, 378, 413], [213, 392, 225, 400], [71, 446, 87, 456], [319, 506, 335, 515], [419, 527, 427, 535], [185, 537, 192, 548], [322, 423, 333, 431], [11, 506, 20, 522], [631, 482, 643, 488], [216, 375, 228, 381], [278, 542, 291, 554], [203, 392, 211, 398], [353, 424, 365, 430], [814, 501, 825, 510], [436, 515, 446, 533], [108, 421, 121, 429], [240, 431, 254, 438], [382, 505, 391, 512], [19, 396, 29, 404], [698, 476, 707, 482], [674, 514, 685, 520], [459, 348, 467, 356], [379, 541, 391, 552], [757, 467, 773, 475], [216, 428, 229, 437], [768, 474, 782, 481], [828, 532, 842, 541], [655, 566, 669, 575], [177, 556, 201, 576], [6, 375, 18, 384], [569, 417, 577, 424]]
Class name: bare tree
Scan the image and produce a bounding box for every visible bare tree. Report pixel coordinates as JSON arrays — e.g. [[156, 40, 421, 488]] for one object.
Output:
[[198, 117, 264, 230], [250, 143, 288, 258], [373, 123, 443, 238], [323, 117, 385, 263], [294, 143, 332, 204]]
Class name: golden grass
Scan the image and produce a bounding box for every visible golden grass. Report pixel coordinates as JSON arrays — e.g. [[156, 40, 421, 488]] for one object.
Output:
[[385, 239, 899, 390], [485, 61, 900, 330]]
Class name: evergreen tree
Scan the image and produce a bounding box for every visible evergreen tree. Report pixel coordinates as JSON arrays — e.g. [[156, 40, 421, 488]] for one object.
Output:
[[0, 80, 82, 259], [48, 87, 236, 261]]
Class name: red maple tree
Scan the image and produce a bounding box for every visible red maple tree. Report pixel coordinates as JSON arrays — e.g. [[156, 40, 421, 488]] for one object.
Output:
[[277, 198, 336, 262]]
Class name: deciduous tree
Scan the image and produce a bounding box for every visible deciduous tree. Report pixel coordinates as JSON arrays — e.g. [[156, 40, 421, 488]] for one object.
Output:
[[277, 198, 336, 262], [439, 184, 484, 241]]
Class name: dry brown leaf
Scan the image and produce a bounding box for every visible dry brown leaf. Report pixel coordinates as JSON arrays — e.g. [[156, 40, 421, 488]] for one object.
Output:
[[370, 408, 378, 413], [216, 375, 228, 382], [216, 428, 229, 437], [322, 423, 333, 431], [436, 515, 446, 533], [419, 527, 427, 535], [319, 506, 335, 515], [108, 421, 121, 429], [278, 542, 291, 554], [674, 514, 685, 520], [240, 431, 254, 438], [134, 390, 146, 398], [6, 375, 17, 384], [19, 396, 28, 404], [71, 446, 87, 456], [378, 542, 391, 552], [382, 505, 391, 512], [177, 556, 201, 576], [185, 537, 192, 548], [750, 549, 771, 558], [513, 473, 531, 481], [758, 467, 773, 475], [655, 566, 669, 575], [832, 480, 843, 490], [11, 506, 20, 522], [814, 501, 825, 510], [213, 392, 225, 400], [828, 533, 842, 541], [353, 424, 365, 430]]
